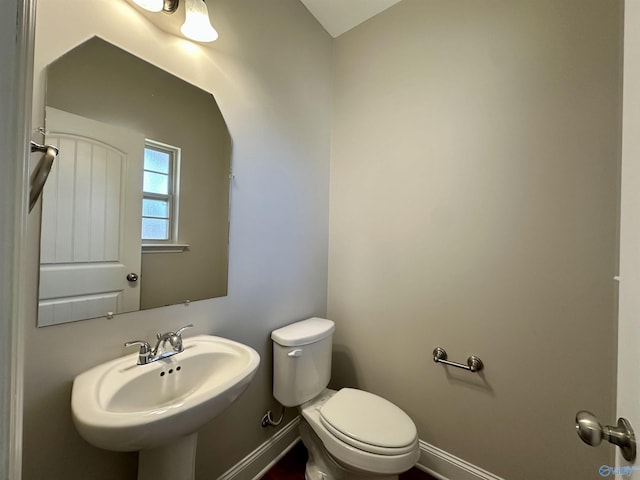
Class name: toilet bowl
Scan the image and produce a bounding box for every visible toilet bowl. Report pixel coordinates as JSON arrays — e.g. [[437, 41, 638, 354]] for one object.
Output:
[[271, 318, 420, 480]]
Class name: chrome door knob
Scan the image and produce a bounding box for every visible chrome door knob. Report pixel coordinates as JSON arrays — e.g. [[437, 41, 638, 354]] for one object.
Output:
[[126, 273, 139, 282], [576, 410, 636, 461], [576, 411, 604, 446]]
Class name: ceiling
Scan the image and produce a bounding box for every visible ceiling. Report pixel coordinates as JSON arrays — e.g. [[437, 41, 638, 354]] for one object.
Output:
[[299, 0, 403, 38]]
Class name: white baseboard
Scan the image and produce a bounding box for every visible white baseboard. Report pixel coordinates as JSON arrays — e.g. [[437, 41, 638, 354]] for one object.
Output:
[[416, 440, 505, 480], [217, 416, 300, 480], [217, 418, 504, 480]]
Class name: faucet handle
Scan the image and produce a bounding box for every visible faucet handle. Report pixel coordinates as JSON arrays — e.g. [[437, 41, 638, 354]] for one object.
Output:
[[173, 324, 193, 352], [124, 340, 152, 365], [124, 340, 151, 351], [175, 324, 194, 338]]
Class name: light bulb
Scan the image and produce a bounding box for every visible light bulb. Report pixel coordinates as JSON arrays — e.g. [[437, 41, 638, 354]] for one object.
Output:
[[131, 0, 164, 12], [180, 0, 218, 43]]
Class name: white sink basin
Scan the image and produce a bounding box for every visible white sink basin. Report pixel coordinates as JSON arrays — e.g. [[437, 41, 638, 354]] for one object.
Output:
[[71, 334, 260, 452]]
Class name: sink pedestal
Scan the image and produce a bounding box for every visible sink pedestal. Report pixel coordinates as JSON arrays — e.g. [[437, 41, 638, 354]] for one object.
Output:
[[138, 433, 198, 480]]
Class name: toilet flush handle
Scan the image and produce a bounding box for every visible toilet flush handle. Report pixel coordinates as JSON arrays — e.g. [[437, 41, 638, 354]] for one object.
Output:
[[288, 349, 303, 358]]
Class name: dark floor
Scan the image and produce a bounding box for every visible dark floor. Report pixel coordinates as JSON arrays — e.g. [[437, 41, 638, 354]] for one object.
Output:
[[261, 442, 437, 480]]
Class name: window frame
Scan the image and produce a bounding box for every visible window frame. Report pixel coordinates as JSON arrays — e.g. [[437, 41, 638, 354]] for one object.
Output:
[[141, 139, 181, 246]]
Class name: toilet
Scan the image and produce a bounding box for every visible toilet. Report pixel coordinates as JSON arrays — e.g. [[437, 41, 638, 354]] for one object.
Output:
[[271, 317, 420, 480]]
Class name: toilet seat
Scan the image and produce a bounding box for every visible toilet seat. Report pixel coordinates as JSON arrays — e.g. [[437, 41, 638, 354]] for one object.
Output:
[[319, 388, 417, 456], [301, 389, 420, 475]]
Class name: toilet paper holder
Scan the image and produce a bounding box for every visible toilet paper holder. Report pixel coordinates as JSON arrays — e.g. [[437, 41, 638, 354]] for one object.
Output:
[[433, 347, 484, 373]]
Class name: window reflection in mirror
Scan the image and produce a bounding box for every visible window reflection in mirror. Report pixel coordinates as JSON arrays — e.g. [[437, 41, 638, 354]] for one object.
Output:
[[38, 37, 231, 327], [142, 140, 180, 244]]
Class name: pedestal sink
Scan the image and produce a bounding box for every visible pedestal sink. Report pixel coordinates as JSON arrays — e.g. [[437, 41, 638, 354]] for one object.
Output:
[[71, 335, 260, 480]]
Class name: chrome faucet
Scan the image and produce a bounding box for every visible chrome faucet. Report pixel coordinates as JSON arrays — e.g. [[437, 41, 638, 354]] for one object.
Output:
[[125, 324, 193, 365]]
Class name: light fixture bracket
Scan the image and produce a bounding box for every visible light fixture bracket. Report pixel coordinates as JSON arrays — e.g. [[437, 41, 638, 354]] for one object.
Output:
[[163, 0, 179, 14]]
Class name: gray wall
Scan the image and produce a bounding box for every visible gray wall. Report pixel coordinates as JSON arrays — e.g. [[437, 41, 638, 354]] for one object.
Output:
[[24, 0, 331, 479], [328, 1, 621, 479]]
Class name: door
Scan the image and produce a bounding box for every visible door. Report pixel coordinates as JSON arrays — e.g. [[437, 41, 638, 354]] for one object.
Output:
[[617, 0, 640, 476], [38, 107, 144, 325], [575, 1, 640, 475]]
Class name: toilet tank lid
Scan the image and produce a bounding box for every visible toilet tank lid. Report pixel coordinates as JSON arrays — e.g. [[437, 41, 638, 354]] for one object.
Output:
[[271, 318, 335, 346]]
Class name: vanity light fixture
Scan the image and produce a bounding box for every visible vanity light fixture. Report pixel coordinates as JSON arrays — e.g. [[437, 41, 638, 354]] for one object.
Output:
[[130, 0, 218, 42], [181, 0, 218, 42]]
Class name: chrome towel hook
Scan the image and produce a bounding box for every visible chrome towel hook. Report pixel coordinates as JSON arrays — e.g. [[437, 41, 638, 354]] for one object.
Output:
[[433, 347, 484, 373], [29, 140, 59, 213]]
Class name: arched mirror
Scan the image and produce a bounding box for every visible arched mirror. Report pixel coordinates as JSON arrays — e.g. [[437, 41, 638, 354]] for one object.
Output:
[[38, 36, 231, 327]]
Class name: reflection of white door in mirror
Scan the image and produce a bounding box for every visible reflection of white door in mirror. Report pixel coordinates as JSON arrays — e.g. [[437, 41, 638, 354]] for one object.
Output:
[[38, 107, 144, 326]]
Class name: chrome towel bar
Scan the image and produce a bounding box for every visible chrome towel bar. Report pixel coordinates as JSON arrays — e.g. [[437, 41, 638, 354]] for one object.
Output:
[[29, 141, 59, 213], [433, 347, 484, 373]]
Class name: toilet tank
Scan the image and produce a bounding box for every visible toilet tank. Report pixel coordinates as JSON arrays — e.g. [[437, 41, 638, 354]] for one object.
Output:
[[271, 318, 335, 407]]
